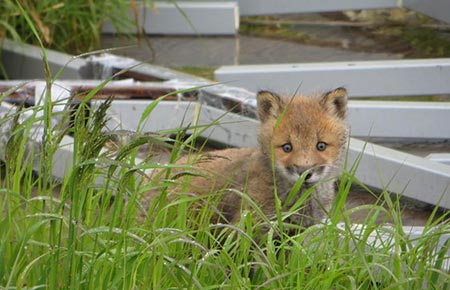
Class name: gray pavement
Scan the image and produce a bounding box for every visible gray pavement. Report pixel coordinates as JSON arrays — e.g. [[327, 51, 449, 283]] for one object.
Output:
[[101, 34, 400, 67]]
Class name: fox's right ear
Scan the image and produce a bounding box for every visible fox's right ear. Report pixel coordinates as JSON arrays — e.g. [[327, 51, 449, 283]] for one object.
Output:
[[257, 91, 284, 122], [320, 87, 348, 119]]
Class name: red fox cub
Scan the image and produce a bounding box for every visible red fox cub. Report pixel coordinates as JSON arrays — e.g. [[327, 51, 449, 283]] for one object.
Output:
[[150, 88, 348, 228]]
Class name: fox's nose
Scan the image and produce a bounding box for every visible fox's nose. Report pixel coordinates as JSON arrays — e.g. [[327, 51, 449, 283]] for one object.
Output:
[[294, 165, 314, 181], [304, 172, 312, 181], [299, 170, 313, 181]]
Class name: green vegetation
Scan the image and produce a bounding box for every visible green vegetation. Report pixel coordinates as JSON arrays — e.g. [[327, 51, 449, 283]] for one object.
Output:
[[402, 27, 450, 57], [0, 0, 154, 54], [373, 25, 450, 58], [240, 19, 310, 43]]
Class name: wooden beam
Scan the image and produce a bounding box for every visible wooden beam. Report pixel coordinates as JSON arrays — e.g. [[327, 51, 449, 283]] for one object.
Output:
[[102, 1, 239, 35], [236, 0, 398, 15], [215, 59, 450, 97]]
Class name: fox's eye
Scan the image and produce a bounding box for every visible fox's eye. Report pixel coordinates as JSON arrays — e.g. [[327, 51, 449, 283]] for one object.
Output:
[[316, 141, 327, 151], [282, 143, 293, 153]]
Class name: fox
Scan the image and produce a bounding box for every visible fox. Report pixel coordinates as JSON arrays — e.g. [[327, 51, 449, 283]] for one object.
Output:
[[147, 88, 348, 229]]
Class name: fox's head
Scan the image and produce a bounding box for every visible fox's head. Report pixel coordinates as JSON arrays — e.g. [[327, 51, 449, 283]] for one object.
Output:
[[257, 88, 348, 185]]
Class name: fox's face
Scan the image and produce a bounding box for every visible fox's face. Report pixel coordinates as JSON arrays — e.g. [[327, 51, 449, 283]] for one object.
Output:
[[257, 88, 348, 185]]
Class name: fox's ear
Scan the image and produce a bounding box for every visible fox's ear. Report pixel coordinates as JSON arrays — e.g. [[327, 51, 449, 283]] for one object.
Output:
[[320, 87, 347, 119], [257, 91, 284, 122]]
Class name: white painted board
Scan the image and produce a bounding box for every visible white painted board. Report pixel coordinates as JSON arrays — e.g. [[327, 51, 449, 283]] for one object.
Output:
[[102, 1, 239, 35], [348, 101, 450, 140], [215, 59, 450, 98], [236, 0, 398, 16]]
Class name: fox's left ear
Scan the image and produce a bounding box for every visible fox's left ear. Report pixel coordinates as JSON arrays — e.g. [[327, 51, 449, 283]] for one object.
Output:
[[320, 87, 347, 119], [256, 90, 284, 123]]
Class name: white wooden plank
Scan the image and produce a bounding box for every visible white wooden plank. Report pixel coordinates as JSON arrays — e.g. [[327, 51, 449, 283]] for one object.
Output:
[[215, 59, 450, 97], [0, 102, 74, 181], [348, 101, 450, 140], [427, 153, 450, 166], [347, 138, 450, 209], [102, 1, 239, 35], [93, 100, 259, 147], [0, 39, 89, 80], [236, 0, 398, 16]]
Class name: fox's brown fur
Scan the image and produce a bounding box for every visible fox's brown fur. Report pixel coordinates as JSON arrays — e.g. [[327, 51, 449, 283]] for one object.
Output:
[[148, 88, 348, 228]]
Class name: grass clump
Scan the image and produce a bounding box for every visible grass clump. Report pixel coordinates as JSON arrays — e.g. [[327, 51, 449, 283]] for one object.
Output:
[[0, 0, 155, 54]]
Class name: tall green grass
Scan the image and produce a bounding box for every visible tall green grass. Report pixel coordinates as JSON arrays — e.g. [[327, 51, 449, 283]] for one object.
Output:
[[1, 78, 450, 289], [1, 0, 155, 54]]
